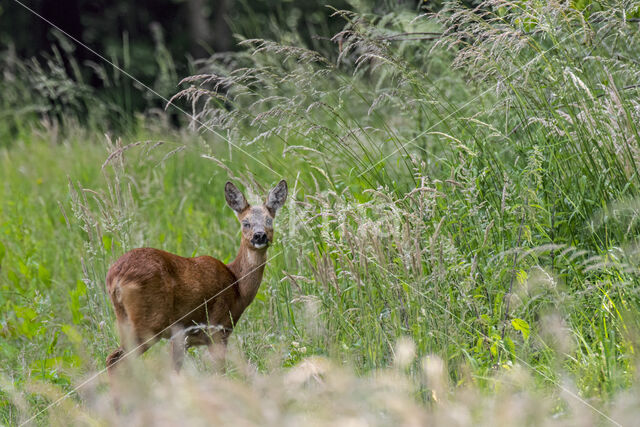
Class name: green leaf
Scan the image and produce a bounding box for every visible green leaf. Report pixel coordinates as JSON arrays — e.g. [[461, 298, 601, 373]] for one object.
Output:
[[511, 318, 530, 341], [504, 336, 516, 357], [473, 337, 483, 354], [69, 280, 87, 324], [14, 305, 40, 338], [490, 340, 498, 357], [516, 270, 528, 285], [38, 264, 51, 287], [18, 259, 29, 278], [8, 269, 20, 287], [102, 234, 112, 253]]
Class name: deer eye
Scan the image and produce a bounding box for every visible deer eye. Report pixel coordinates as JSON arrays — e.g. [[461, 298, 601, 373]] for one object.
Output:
[[266, 218, 273, 226], [242, 222, 250, 228]]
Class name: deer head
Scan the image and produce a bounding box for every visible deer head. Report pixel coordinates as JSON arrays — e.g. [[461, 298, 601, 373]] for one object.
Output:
[[225, 180, 288, 250]]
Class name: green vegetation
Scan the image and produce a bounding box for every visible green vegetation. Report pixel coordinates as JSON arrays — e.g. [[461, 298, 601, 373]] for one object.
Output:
[[2, 1, 640, 425]]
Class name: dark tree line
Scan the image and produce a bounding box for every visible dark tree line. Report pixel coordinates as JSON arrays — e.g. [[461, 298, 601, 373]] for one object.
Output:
[[0, 0, 356, 125], [0, 0, 467, 129], [1, 0, 358, 78]]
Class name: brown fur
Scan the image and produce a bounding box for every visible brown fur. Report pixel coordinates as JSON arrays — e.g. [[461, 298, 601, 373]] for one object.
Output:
[[105, 180, 287, 375]]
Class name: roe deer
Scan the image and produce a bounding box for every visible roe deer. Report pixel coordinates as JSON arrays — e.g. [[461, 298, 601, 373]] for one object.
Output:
[[105, 180, 287, 374]]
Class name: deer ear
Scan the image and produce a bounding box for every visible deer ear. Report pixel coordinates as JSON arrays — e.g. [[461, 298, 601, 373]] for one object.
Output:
[[265, 180, 288, 216], [225, 182, 249, 214]]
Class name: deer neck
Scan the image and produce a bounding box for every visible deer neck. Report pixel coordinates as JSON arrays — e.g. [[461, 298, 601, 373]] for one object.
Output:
[[227, 240, 268, 305]]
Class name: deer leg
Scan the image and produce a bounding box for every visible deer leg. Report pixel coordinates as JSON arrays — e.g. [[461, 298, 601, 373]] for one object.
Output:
[[105, 339, 154, 412], [106, 348, 124, 413], [207, 329, 230, 371], [170, 329, 187, 372], [207, 341, 227, 371]]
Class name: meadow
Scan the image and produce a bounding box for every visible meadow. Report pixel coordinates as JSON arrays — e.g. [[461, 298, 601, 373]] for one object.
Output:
[[2, 1, 640, 425]]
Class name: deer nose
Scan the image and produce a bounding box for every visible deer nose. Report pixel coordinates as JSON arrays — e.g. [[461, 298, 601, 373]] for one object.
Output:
[[252, 232, 267, 244]]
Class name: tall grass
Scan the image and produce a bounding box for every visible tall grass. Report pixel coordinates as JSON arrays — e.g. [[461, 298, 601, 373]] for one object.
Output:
[[169, 0, 640, 387], [2, 1, 640, 425]]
